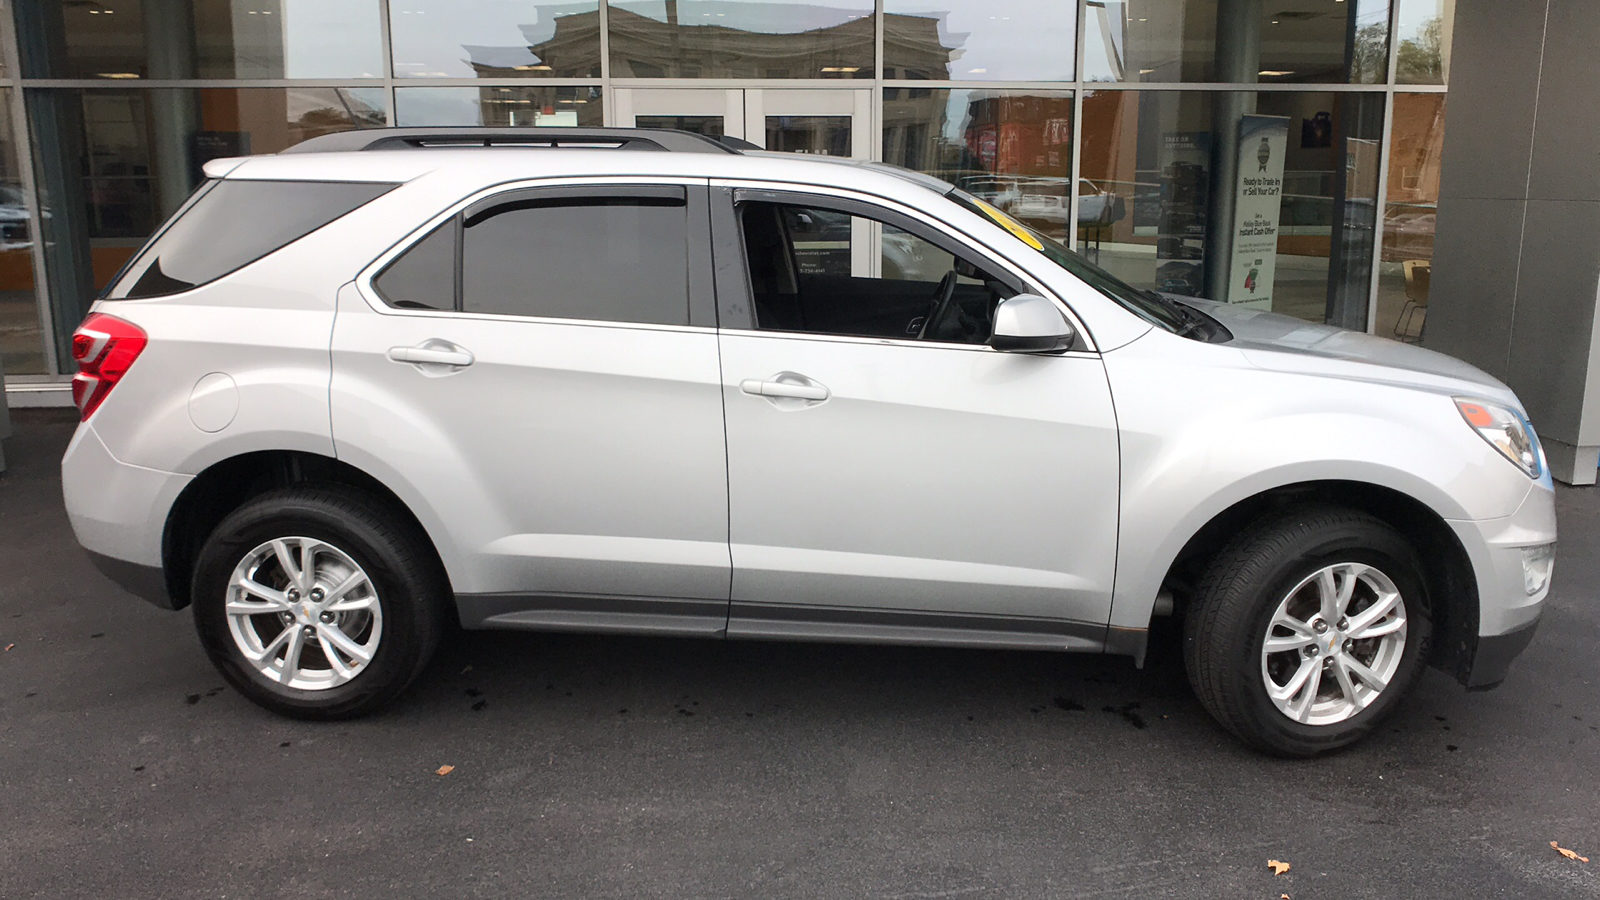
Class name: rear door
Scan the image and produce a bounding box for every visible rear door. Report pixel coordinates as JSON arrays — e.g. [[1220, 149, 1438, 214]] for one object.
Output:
[[330, 179, 732, 634]]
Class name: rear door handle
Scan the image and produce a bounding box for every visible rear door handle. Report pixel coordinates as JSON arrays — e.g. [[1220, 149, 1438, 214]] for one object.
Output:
[[739, 374, 829, 402], [387, 342, 475, 368]]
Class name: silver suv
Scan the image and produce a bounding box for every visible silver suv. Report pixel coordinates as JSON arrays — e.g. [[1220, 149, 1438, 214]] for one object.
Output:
[[61, 128, 1556, 756]]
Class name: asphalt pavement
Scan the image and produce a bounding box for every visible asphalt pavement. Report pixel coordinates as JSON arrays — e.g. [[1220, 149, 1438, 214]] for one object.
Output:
[[2, 408, 1598, 899]]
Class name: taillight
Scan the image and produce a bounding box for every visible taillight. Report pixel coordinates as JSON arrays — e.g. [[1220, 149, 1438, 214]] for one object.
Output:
[[70, 313, 147, 421]]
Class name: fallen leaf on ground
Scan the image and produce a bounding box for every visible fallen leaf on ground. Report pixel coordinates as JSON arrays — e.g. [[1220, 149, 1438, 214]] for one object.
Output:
[[1267, 859, 1291, 875], [435, 765, 455, 776], [1551, 841, 1589, 862], [4, 643, 13, 651]]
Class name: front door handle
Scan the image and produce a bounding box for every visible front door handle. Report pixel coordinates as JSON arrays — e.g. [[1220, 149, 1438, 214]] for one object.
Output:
[[387, 341, 475, 369], [739, 373, 830, 402]]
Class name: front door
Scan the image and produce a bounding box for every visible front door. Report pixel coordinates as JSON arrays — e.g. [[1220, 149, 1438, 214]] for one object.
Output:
[[711, 185, 1123, 647], [615, 88, 870, 158]]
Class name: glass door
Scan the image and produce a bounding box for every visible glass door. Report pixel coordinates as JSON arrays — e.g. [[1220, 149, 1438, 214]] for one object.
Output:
[[748, 89, 869, 158], [614, 88, 745, 141], [614, 88, 870, 159]]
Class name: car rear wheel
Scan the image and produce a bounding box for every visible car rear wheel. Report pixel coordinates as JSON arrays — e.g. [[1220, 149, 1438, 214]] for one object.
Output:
[[1183, 506, 1432, 757], [192, 485, 447, 719]]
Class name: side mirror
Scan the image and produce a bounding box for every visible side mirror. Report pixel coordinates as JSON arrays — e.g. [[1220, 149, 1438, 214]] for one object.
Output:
[[990, 293, 1076, 353]]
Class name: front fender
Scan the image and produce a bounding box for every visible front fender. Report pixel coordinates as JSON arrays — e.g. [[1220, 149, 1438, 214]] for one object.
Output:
[[1102, 333, 1535, 631]]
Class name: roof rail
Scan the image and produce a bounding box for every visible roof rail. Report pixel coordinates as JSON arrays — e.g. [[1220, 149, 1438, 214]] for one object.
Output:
[[281, 127, 740, 155]]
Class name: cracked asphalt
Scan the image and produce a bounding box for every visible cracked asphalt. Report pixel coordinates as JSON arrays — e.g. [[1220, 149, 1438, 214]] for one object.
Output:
[[3, 409, 1598, 898]]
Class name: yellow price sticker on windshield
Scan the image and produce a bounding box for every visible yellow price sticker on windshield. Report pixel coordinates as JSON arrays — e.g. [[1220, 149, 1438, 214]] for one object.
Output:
[[972, 197, 1044, 251]]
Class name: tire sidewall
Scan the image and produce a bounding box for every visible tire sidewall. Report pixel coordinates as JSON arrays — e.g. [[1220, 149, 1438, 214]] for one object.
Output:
[[192, 491, 434, 718]]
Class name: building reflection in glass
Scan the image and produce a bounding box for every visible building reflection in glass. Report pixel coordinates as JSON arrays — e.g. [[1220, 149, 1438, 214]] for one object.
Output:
[[884, 89, 1076, 243], [883, 0, 1077, 81], [392, 0, 603, 79], [17, 0, 386, 79], [608, 0, 875, 78], [1083, 0, 1391, 85]]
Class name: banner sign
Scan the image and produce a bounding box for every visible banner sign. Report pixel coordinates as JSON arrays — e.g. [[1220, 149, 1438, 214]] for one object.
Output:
[[1226, 115, 1290, 309]]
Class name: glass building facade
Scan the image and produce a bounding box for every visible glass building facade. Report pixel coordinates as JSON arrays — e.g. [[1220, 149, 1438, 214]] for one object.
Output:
[[0, 0, 1454, 391]]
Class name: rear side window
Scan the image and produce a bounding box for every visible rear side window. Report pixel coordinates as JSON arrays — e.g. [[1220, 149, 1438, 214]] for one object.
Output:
[[461, 193, 689, 326], [113, 179, 395, 300]]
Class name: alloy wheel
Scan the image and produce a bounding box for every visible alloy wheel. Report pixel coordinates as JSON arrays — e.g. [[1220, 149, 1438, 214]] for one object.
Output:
[[224, 536, 384, 690], [1260, 561, 1408, 725]]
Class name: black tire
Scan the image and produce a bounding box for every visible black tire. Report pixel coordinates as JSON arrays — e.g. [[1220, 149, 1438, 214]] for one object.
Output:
[[1183, 506, 1432, 757], [191, 485, 449, 719]]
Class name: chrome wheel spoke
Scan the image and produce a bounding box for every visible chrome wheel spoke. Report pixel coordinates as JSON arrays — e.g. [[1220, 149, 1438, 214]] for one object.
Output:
[[1269, 657, 1317, 702], [1264, 632, 1315, 654], [271, 538, 309, 594], [1340, 654, 1390, 693], [1317, 568, 1341, 621], [246, 625, 294, 664], [1331, 658, 1366, 711], [1289, 663, 1323, 723], [1265, 612, 1316, 653], [322, 571, 373, 610], [317, 623, 372, 666], [280, 626, 308, 676], [228, 578, 290, 614], [1347, 590, 1403, 636]]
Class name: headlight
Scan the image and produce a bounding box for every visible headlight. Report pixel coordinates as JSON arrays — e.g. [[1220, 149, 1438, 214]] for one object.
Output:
[[1454, 397, 1542, 478]]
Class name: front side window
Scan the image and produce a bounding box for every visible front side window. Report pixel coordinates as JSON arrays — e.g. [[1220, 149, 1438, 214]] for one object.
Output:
[[114, 179, 394, 300], [738, 200, 1013, 345]]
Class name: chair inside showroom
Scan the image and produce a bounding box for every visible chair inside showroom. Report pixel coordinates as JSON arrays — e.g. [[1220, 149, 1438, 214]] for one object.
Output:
[[1395, 260, 1430, 343]]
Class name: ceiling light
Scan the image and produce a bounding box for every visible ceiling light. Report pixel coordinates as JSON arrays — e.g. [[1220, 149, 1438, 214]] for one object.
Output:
[[512, 64, 553, 71], [98, 72, 140, 79], [1258, 70, 1294, 76], [820, 66, 860, 73]]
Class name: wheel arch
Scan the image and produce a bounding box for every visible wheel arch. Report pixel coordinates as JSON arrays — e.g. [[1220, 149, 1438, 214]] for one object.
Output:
[[161, 450, 451, 611], [1151, 479, 1479, 681]]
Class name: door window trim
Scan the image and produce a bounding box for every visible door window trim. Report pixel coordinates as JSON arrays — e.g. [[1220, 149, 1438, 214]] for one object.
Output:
[[708, 180, 1097, 353], [355, 176, 718, 331]]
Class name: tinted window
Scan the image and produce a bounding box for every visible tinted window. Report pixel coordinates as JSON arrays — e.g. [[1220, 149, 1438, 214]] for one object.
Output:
[[739, 200, 1011, 345], [462, 194, 689, 326], [116, 179, 394, 300], [374, 219, 457, 311]]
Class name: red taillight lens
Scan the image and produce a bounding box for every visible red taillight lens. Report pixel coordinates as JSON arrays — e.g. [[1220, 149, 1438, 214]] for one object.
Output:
[[70, 313, 147, 421]]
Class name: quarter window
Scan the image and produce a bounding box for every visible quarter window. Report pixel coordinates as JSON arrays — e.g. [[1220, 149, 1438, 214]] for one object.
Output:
[[374, 218, 456, 311]]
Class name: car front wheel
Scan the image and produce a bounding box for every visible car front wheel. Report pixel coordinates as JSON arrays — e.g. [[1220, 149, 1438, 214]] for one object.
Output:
[[1183, 507, 1432, 756]]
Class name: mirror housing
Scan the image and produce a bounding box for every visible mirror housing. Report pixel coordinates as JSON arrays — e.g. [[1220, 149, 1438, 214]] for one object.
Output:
[[990, 293, 1076, 353]]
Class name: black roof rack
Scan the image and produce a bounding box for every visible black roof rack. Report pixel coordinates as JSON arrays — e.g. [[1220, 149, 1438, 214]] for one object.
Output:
[[281, 127, 740, 155]]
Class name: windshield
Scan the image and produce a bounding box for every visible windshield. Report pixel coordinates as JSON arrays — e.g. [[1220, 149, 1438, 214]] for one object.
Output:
[[947, 189, 1192, 335]]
